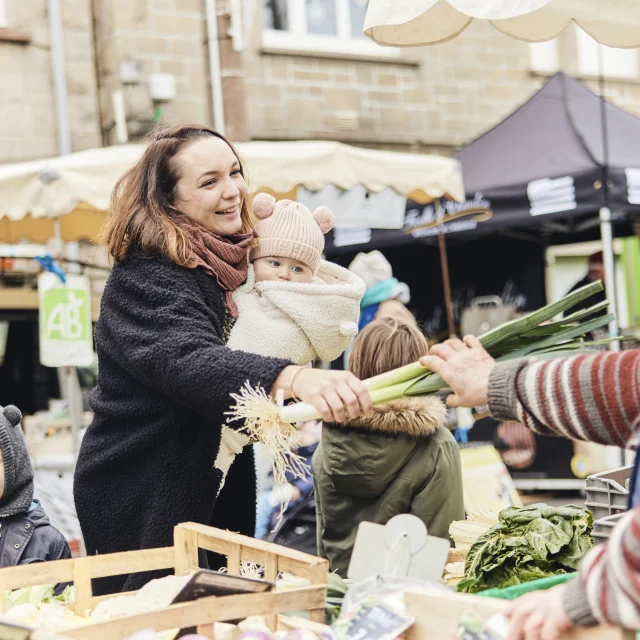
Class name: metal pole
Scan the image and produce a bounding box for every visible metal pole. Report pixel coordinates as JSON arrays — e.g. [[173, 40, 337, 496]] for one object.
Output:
[[205, 0, 226, 133], [48, 0, 72, 155], [111, 90, 129, 144], [58, 366, 83, 456], [600, 207, 621, 351], [48, 0, 85, 462], [435, 202, 455, 337], [598, 48, 620, 350]]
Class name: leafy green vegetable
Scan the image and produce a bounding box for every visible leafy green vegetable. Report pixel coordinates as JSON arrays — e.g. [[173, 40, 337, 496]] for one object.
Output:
[[457, 504, 593, 594], [326, 572, 351, 624], [6, 584, 74, 609]]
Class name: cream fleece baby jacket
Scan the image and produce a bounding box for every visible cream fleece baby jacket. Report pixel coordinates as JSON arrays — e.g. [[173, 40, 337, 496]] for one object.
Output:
[[215, 260, 366, 483]]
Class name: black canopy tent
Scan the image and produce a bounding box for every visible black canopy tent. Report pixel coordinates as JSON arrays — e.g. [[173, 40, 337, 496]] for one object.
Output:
[[324, 73, 640, 336], [326, 72, 640, 254], [453, 72, 640, 234]]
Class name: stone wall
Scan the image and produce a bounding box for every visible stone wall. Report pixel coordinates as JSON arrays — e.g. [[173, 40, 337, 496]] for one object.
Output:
[[92, 0, 212, 144], [244, 17, 640, 151], [0, 0, 101, 163], [2, 1, 640, 165]]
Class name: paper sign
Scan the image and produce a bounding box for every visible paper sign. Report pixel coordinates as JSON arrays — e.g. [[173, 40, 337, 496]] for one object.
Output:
[[298, 185, 407, 229], [38, 272, 94, 367], [527, 176, 576, 216], [460, 444, 522, 514]]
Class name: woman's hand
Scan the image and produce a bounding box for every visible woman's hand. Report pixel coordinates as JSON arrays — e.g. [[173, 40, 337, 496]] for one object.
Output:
[[505, 588, 575, 640], [419, 335, 496, 408], [273, 366, 373, 423]]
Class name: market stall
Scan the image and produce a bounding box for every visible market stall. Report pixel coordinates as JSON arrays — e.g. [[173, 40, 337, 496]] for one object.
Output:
[[0, 516, 631, 640], [0, 140, 464, 245]]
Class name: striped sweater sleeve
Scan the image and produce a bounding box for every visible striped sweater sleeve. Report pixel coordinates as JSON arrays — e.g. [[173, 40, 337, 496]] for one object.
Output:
[[488, 350, 640, 448], [562, 506, 640, 628]]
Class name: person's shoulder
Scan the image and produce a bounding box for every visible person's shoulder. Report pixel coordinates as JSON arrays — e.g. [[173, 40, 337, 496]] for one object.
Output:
[[425, 426, 461, 459], [116, 248, 189, 278], [108, 248, 202, 293]]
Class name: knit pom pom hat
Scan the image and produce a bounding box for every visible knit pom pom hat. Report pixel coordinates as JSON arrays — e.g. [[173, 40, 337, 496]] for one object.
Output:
[[250, 193, 334, 274]]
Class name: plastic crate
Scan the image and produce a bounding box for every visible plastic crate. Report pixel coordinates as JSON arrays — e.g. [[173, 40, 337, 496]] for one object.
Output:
[[591, 512, 627, 545], [584, 465, 632, 521]]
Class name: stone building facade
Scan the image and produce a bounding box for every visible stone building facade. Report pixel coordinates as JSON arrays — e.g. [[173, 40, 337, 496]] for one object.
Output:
[[2, 0, 640, 164]]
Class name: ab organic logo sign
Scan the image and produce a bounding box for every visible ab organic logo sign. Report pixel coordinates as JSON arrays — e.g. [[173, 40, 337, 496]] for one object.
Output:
[[42, 286, 90, 342], [38, 273, 94, 367]]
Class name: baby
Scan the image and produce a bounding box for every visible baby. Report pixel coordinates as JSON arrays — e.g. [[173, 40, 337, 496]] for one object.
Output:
[[215, 193, 366, 485]]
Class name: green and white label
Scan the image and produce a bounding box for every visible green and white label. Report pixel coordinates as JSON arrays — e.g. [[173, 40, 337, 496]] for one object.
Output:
[[38, 273, 94, 367]]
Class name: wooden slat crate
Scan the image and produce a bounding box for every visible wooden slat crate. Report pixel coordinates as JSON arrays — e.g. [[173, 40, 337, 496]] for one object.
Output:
[[0, 522, 329, 639], [405, 588, 635, 640]]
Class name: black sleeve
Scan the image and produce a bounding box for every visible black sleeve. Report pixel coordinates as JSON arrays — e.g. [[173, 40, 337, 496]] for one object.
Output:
[[98, 258, 291, 421]]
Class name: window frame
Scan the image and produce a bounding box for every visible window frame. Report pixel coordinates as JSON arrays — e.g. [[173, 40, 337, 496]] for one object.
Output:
[[528, 41, 560, 75], [262, 0, 399, 59], [575, 28, 639, 80], [0, 0, 7, 28]]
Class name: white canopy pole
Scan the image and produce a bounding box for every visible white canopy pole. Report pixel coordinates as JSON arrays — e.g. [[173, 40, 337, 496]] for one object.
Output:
[[597, 50, 621, 352], [49, 0, 83, 457], [600, 207, 621, 351]]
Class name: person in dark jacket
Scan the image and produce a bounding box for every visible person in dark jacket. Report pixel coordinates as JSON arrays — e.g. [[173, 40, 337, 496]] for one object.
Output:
[[73, 125, 373, 595], [313, 318, 464, 575], [0, 405, 71, 566], [563, 251, 607, 319]]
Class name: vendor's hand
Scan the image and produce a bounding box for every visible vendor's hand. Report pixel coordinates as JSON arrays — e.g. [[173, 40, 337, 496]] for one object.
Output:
[[505, 588, 574, 640], [419, 335, 495, 408], [273, 366, 373, 423], [290, 486, 301, 502]]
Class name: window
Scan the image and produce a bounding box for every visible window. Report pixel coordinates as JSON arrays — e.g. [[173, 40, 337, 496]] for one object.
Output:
[[0, 0, 7, 28], [528, 41, 559, 74], [576, 28, 638, 79], [263, 0, 397, 57]]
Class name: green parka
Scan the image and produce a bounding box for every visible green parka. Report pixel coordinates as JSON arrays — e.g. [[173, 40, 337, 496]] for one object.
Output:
[[312, 396, 464, 575]]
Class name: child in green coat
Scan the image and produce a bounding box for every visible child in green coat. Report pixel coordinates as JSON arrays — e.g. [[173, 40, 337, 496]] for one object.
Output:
[[313, 318, 465, 575]]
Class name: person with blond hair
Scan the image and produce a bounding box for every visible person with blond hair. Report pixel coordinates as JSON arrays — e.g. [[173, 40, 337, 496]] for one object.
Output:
[[313, 317, 464, 575]]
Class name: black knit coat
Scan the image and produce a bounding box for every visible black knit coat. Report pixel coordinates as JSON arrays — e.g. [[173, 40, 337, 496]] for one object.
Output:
[[73, 250, 290, 594]]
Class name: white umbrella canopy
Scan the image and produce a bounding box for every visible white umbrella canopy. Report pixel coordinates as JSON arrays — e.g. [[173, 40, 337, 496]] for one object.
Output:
[[364, 0, 640, 47], [0, 140, 464, 223]]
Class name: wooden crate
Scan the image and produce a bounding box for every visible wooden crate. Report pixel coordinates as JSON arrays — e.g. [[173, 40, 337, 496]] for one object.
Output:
[[0, 522, 329, 639], [405, 588, 634, 640]]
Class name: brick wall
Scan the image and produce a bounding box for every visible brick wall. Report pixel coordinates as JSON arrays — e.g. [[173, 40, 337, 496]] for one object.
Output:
[[2, 1, 640, 164], [0, 0, 101, 163], [244, 18, 640, 151], [92, 0, 212, 144]]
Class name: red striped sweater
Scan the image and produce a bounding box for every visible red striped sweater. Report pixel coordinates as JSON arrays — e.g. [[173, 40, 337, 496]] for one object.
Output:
[[488, 349, 640, 629]]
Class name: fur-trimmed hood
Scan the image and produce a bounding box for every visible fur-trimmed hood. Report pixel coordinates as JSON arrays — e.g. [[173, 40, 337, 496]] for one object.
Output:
[[317, 396, 451, 500], [338, 396, 447, 438]]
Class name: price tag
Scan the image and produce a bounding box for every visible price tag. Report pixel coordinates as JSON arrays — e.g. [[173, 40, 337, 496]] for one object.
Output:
[[335, 603, 414, 640]]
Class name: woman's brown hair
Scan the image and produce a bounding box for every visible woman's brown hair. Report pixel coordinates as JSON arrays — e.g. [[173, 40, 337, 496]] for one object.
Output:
[[102, 124, 254, 264], [348, 317, 428, 380]]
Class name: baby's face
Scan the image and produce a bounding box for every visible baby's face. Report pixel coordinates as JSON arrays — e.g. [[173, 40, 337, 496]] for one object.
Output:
[[253, 257, 314, 283]]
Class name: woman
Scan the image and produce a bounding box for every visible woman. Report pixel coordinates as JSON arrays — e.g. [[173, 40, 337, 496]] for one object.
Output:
[[73, 125, 372, 594]]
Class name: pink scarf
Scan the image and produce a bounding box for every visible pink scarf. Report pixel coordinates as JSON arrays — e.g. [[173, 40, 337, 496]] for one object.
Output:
[[178, 217, 255, 318]]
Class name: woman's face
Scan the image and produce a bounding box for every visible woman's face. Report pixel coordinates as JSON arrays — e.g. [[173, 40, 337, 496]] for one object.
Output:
[[173, 136, 248, 236]]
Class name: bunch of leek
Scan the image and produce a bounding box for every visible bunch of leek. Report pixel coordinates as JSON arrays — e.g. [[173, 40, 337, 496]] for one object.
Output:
[[226, 281, 613, 481], [274, 280, 613, 424]]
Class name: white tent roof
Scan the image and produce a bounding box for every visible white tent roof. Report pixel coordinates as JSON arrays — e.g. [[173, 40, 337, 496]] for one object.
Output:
[[364, 0, 640, 48], [0, 140, 464, 221]]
